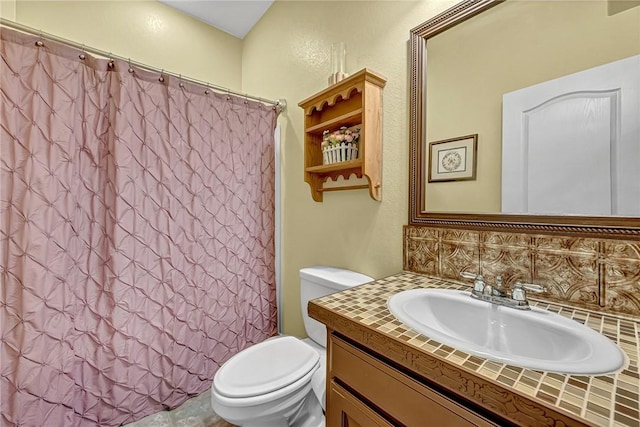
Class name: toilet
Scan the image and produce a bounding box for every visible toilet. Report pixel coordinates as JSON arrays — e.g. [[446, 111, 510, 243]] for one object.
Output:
[[211, 266, 373, 427]]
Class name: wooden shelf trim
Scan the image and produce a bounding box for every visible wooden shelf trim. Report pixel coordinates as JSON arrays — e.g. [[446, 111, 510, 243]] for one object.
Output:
[[299, 68, 386, 116], [305, 109, 363, 135], [305, 159, 363, 174], [300, 86, 361, 116], [319, 185, 370, 192]]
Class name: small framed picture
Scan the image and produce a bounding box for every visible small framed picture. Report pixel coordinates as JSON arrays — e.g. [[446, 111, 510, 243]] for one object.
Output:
[[428, 134, 478, 183]]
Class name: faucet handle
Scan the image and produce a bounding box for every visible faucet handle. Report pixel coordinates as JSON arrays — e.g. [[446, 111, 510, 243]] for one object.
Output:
[[511, 282, 546, 302], [517, 282, 546, 293], [460, 272, 485, 293], [460, 271, 479, 280]]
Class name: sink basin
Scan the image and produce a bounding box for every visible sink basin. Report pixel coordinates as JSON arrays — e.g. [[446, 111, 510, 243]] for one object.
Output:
[[387, 289, 625, 375]]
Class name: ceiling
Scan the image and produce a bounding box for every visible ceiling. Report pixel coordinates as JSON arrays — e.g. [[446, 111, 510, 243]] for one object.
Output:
[[160, 0, 275, 39]]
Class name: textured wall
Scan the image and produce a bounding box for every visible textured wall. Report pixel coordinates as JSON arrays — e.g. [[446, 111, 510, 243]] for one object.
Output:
[[242, 0, 459, 336], [13, 0, 243, 91], [0, 0, 16, 20]]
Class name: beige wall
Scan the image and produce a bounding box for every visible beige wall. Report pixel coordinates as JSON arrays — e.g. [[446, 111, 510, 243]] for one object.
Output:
[[1, 0, 16, 20], [425, 1, 640, 213], [4, 0, 467, 337], [12, 0, 243, 91], [242, 1, 458, 336]]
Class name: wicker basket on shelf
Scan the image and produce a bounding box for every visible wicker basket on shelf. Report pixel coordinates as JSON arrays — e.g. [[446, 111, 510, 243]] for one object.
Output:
[[321, 125, 360, 165]]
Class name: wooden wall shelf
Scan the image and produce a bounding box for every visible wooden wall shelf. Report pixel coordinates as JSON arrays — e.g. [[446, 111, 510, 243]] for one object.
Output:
[[298, 69, 386, 202]]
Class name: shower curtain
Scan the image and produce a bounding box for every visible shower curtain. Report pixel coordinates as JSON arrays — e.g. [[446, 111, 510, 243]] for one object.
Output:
[[0, 28, 277, 426]]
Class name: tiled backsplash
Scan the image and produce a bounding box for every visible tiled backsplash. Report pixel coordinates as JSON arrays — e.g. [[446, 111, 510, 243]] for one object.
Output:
[[404, 225, 640, 318]]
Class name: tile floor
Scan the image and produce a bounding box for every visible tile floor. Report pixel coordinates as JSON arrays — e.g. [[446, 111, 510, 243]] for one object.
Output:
[[124, 389, 235, 427]]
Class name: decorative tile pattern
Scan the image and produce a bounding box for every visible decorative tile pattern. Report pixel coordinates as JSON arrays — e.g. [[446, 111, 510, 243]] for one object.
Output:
[[535, 235, 600, 254], [441, 229, 480, 244], [440, 240, 479, 281], [404, 227, 438, 275], [440, 229, 480, 281], [404, 226, 640, 317], [532, 235, 600, 309], [480, 231, 531, 285], [311, 272, 640, 426], [483, 230, 530, 247], [603, 241, 640, 316]]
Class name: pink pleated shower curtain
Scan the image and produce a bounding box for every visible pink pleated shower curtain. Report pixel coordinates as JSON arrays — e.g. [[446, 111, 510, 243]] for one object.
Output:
[[1, 28, 278, 426]]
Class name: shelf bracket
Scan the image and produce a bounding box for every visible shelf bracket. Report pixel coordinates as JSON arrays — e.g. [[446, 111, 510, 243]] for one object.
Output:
[[318, 185, 370, 193]]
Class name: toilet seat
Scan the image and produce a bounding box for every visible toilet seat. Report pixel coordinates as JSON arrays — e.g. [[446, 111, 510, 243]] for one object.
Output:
[[214, 336, 320, 398]]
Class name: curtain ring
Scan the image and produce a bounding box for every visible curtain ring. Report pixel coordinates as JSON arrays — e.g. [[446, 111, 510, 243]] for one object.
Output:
[[35, 31, 44, 47], [128, 59, 134, 74], [244, 94, 248, 105], [107, 53, 114, 69], [204, 86, 210, 95], [79, 44, 86, 60], [158, 69, 165, 83], [178, 74, 184, 89], [226, 89, 231, 101]]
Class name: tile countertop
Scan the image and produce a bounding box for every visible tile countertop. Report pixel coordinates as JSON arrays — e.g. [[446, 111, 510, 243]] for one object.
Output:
[[308, 272, 640, 427]]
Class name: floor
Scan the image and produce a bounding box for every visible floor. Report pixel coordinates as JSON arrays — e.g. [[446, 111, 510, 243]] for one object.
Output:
[[124, 389, 235, 427]]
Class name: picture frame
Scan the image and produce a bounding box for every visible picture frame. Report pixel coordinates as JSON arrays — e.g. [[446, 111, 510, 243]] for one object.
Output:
[[427, 134, 478, 183]]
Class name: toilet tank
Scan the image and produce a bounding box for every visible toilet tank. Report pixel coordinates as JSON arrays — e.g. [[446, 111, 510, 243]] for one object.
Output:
[[300, 266, 373, 347]]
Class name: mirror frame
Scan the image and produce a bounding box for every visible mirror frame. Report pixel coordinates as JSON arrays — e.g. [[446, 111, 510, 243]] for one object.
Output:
[[408, 0, 640, 239]]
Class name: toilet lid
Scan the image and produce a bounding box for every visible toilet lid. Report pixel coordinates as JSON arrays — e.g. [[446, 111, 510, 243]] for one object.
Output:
[[214, 336, 320, 398]]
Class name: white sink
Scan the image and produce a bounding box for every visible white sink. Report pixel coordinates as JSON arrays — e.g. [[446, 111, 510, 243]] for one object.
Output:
[[387, 289, 625, 375]]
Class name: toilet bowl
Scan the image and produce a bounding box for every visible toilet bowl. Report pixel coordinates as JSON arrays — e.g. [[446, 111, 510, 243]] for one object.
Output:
[[211, 266, 373, 427], [211, 336, 323, 427]]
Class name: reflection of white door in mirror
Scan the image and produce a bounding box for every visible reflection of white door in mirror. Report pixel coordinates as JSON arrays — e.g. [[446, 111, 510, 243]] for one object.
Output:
[[502, 55, 640, 216]]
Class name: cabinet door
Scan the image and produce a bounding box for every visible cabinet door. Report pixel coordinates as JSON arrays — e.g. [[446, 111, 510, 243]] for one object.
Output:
[[328, 380, 394, 427], [329, 335, 498, 426]]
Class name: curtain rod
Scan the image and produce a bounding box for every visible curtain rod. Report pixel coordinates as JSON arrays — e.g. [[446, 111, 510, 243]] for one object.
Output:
[[0, 18, 287, 113]]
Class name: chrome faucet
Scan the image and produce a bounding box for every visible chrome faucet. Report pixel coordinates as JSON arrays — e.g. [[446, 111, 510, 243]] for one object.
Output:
[[483, 275, 506, 298], [460, 272, 546, 310]]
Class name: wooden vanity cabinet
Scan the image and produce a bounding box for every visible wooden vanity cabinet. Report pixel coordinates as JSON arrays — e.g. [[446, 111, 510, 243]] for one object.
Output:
[[328, 381, 394, 427], [327, 333, 499, 427]]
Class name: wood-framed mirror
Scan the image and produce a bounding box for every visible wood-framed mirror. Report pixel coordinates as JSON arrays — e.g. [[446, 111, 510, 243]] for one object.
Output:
[[408, 0, 640, 239]]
